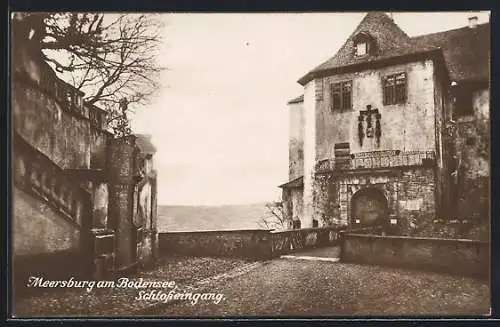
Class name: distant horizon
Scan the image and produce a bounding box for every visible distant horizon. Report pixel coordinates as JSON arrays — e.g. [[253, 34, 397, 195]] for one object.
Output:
[[158, 200, 273, 207]]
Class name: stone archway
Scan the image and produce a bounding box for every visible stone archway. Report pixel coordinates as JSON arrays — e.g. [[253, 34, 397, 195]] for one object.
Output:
[[350, 188, 388, 227]]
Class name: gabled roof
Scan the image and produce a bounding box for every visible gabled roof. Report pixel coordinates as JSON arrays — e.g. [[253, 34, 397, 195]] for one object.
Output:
[[298, 12, 490, 85], [299, 12, 433, 85], [411, 23, 490, 82]]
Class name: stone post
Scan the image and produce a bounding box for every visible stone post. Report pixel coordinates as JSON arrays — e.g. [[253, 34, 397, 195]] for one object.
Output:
[[107, 135, 137, 272]]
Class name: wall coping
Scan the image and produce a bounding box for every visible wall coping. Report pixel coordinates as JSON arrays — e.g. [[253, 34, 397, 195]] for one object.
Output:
[[14, 131, 91, 180], [13, 74, 111, 134], [344, 233, 490, 245], [316, 164, 437, 176], [160, 226, 347, 235], [159, 229, 272, 235], [271, 225, 346, 234]]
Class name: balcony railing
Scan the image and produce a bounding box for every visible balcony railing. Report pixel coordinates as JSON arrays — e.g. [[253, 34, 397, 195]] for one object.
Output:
[[14, 66, 107, 131], [316, 150, 436, 173], [13, 132, 92, 228]]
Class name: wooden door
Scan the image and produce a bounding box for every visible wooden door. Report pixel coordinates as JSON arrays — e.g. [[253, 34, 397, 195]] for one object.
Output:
[[351, 188, 388, 226]]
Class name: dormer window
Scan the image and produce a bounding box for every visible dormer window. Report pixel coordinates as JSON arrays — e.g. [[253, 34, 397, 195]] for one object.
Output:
[[353, 32, 375, 57], [356, 42, 367, 56]]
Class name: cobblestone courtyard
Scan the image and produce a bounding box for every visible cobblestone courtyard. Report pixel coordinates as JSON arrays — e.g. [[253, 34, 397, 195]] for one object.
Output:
[[145, 259, 490, 317], [13, 256, 490, 318]]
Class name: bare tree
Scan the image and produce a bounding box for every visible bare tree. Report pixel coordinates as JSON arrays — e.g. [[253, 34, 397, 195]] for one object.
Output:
[[15, 12, 166, 135], [257, 201, 290, 231]]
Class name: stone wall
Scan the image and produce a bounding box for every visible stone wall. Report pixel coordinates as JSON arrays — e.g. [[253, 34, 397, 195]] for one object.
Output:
[[159, 230, 272, 259], [281, 188, 292, 222], [441, 87, 490, 240], [13, 186, 81, 256], [90, 129, 109, 170], [288, 101, 304, 180], [454, 89, 489, 221], [312, 167, 436, 235], [313, 173, 337, 225], [12, 81, 92, 169], [341, 233, 489, 279], [12, 50, 109, 172], [12, 186, 90, 298], [290, 187, 304, 223], [397, 167, 436, 235]]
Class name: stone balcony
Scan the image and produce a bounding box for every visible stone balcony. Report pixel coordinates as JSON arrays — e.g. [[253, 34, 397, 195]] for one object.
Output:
[[316, 150, 436, 174]]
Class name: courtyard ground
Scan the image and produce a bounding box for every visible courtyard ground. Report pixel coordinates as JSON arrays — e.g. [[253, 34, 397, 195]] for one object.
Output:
[[12, 256, 253, 317], [143, 259, 490, 317], [12, 254, 490, 318]]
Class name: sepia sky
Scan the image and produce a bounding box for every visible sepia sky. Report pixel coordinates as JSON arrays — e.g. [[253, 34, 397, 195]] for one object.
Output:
[[130, 11, 489, 206]]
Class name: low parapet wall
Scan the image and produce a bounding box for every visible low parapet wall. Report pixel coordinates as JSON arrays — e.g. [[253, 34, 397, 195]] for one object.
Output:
[[158, 229, 273, 260], [159, 226, 347, 260], [340, 233, 490, 279]]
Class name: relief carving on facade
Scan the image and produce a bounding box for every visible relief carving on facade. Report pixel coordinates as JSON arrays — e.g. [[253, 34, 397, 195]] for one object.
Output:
[[358, 105, 382, 147]]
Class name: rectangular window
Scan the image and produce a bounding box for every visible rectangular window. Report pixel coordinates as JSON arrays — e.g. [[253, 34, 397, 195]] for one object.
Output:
[[331, 81, 352, 110], [454, 87, 474, 118], [384, 72, 407, 105], [342, 81, 352, 109], [356, 42, 367, 56]]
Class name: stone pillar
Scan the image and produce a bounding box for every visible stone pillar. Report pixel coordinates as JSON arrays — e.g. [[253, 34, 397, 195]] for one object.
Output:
[[107, 135, 137, 272], [302, 80, 317, 228]]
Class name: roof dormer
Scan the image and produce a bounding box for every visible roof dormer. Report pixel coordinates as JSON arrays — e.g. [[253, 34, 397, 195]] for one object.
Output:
[[353, 31, 376, 57]]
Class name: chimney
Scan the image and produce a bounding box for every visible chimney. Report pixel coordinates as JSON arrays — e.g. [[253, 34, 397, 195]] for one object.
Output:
[[468, 14, 478, 28]]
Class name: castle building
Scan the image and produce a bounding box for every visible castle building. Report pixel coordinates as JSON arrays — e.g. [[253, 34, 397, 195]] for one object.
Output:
[[279, 12, 490, 237], [11, 13, 159, 294]]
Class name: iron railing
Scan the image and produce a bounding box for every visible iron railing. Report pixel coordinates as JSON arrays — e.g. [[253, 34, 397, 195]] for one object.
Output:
[[270, 225, 347, 257], [316, 150, 436, 173]]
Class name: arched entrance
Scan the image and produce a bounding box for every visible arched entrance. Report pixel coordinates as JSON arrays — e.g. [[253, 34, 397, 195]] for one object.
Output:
[[350, 188, 388, 227]]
